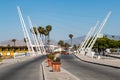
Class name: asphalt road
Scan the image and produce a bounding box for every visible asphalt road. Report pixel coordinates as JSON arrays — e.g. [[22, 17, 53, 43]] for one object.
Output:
[[0, 55, 46, 80], [61, 54, 120, 80]]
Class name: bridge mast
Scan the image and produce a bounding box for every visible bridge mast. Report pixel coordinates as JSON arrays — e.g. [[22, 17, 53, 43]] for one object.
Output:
[[77, 27, 93, 54], [89, 11, 111, 49], [28, 16, 40, 53], [28, 16, 46, 54], [17, 6, 34, 53]]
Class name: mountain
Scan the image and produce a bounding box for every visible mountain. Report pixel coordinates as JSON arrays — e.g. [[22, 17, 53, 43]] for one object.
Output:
[[50, 40, 58, 45], [0, 39, 58, 47], [1, 34, 119, 47], [104, 34, 120, 40], [65, 35, 86, 45], [65, 34, 120, 46], [0, 40, 26, 46]]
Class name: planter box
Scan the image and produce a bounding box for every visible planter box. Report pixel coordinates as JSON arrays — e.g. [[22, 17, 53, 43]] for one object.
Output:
[[48, 59, 53, 67], [46, 58, 49, 63], [52, 62, 61, 72]]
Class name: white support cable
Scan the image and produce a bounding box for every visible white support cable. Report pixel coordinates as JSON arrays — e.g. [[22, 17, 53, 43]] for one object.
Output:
[[90, 11, 111, 49], [38, 31, 46, 54], [17, 6, 34, 53], [27, 16, 40, 52], [78, 21, 98, 54], [82, 27, 95, 50], [31, 31, 38, 52], [33, 24, 46, 55], [83, 21, 99, 50], [33, 31, 40, 52], [35, 27, 43, 54], [78, 28, 92, 51], [35, 26, 47, 55], [77, 27, 93, 53], [37, 30, 46, 55], [39, 36, 46, 54], [36, 27, 51, 53], [18, 9, 30, 51], [34, 28, 41, 52], [32, 32, 39, 52], [28, 16, 38, 52], [87, 21, 99, 48]]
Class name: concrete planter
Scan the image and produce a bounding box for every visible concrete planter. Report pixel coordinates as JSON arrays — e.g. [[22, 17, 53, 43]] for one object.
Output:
[[48, 59, 53, 67], [52, 62, 61, 72]]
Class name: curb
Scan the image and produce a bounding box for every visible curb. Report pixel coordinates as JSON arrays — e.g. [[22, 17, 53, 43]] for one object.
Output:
[[41, 62, 47, 80], [41, 61, 80, 80], [73, 54, 120, 69], [41, 63, 46, 80]]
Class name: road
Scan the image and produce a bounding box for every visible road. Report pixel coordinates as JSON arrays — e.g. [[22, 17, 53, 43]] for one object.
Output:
[[0, 55, 46, 80], [61, 54, 120, 80]]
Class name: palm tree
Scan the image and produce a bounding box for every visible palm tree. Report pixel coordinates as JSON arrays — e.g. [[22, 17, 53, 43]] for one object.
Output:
[[112, 35, 115, 40], [69, 34, 73, 46], [58, 40, 64, 47], [38, 26, 45, 42], [11, 39, 16, 47], [46, 25, 52, 45], [64, 42, 70, 50], [72, 44, 78, 51], [44, 29, 49, 45], [33, 27, 38, 36], [24, 38, 28, 46], [38, 26, 44, 37], [30, 27, 38, 36]]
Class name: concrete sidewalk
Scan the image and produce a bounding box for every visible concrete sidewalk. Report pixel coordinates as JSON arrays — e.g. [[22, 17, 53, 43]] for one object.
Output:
[[74, 53, 120, 68], [42, 61, 80, 80]]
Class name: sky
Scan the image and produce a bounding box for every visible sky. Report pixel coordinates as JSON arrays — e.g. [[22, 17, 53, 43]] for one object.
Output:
[[0, 0, 120, 42]]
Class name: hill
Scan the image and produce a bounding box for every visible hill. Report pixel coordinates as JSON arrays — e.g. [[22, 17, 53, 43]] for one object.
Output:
[[0, 40, 26, 46], [0, 39, 58, 47], [65, 34, 120, 46]]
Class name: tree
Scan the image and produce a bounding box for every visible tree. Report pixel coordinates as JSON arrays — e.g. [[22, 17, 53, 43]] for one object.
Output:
[[38, 26, 44, 37], [44, 29, 49, 45], [69, 34, 73, 46], [11, 39, 16, 47], [24, 38, 28, 46], [38, 26, 45, 43], [46, 25, 52, 45], [58, 40, 64, 47], [112, 35, 115, 39], [30, 27, 38, 36], [64, 42, 70, 50], [72, 44, 78, 51]]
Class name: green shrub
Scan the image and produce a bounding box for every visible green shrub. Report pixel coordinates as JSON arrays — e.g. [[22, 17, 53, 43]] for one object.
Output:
[[46, 53, 55, 60], [110, 48, 115, 53]]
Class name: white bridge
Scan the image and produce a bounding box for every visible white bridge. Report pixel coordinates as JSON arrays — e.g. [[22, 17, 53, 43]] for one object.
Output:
[[75, 11, 111, 58], [17, 6, 111, 58], [17, 6, 52, 56]]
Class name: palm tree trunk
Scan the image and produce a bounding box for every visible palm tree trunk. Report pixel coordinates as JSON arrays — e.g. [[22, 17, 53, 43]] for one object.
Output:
[[70, 38, 73, 47], [14, 42, 15, 47]]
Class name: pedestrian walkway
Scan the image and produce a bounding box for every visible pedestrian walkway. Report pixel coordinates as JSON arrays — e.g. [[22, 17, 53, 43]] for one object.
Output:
[[75, 53, 120, 68], [42, 61, 80, 80]]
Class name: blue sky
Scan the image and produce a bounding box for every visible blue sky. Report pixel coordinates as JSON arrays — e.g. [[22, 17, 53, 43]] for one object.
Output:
[[0, 0, 120, 42]]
